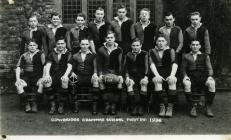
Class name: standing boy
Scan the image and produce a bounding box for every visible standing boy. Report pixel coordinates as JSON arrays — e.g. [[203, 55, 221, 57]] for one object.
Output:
[[66, 13, 95, 54], [45, 12, 68, 54], [20, 15, 47, 56], [88, 7, 113, 52], [183, 12, 211, 55], [131, 8, 157, 52], [110, 4, 133, 54]]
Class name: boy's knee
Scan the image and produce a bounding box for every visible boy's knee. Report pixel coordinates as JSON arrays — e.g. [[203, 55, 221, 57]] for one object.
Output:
[[183, 78, 191, 92], [152, 77, 163, 91], [205, 78, 216, 92]]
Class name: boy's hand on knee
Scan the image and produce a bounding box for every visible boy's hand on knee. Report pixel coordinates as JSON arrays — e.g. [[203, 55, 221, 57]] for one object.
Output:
[[166, 75, 177, 85], [125, 77, 130, 86], [118, 75, 124, 83], [140, 76, 149, 85], [153, 75, 164, 83]]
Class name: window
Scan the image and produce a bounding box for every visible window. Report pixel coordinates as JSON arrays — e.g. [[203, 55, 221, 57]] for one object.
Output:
[[62, 0, 82, 24], [61, 0, 157, 24]]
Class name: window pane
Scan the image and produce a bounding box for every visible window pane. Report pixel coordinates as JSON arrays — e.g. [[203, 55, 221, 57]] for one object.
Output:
[[62, 0, 82, 24]]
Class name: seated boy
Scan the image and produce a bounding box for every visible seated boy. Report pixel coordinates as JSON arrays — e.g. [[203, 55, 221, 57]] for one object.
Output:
[[44, 36, 72, 115], [70, 38, 99, 115], [15, 39, 46, 113], [181, 40, 215, 117], [124, 38, 149, 116], [149, 35, 178, 117], [97, 30, 123, 115]]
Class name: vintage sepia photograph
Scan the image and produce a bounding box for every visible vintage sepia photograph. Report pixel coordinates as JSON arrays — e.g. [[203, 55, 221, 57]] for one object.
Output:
[[0, 0, 231, 138]]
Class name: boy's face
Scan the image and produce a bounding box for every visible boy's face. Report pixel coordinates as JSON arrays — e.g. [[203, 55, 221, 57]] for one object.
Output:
[[164, 15, 175, 27], [80, 39, 90, 52], [56, 39, 66, 52], [29, 17, 38, 29], [75, 16, 85, 27], [117, 8, 127, 20], [131, 41, 142, 53], [190, 15, 201, 27], [28, 42, 38, 53], [105, 33, 115, 46], [156, 37, 167, 50], [51, 15, 61, 26], [95, 10, 104, 22], [190, 41, 201, 53], [140, 10, 150, 22]]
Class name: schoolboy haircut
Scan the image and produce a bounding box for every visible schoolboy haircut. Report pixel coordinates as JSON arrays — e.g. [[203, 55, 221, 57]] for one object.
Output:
[[164, 12, 174, 17], [80, 38, 90, 43], [156, 34, 167, 42], [106, 30, 115, 37], [117, 4, 126, 10], [50, 12, 62, 19], [76, 13, 86, 20], [132, 38, 141, 44], [140, 8, 150, 14], [189, 11, 201, 18], [190, 39, 201, 44], [95, 7, 105, 13], [28, 14, 38, 20], [55, 36, 66, 43], [26, 38, 38, 46]]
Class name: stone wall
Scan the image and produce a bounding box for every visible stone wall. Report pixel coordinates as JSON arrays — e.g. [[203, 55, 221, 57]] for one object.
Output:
[[0, 0, 56, 93]]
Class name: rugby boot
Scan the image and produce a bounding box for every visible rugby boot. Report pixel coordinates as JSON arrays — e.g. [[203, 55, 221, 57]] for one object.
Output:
[[58, 102, 65, 114], [49, 101, 56, 115], [31, 101, 38, 113], [92, 102, 98, 115], [159, 103, 166, 117], [165, 103, 173, 117]]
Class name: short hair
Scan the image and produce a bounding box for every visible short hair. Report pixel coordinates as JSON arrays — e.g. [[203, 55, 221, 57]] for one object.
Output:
[[95, 7, 105, 13], [76, 13, 86, 20], [106, 30, 115, 37], [28, 14, 38, 20], [131, 38, 141, 44], [156, 34, 167, 41], [26, 38, 38, 46], [80, 38, 90, 43], [55, 36, 66, 43], [191, 39, 201, 44], [164, 12, 174, 18], [189, 11, 201, 18], [117, 4, 126, 10], [51, 12, 61, 19], [140, 8, 150, 14]]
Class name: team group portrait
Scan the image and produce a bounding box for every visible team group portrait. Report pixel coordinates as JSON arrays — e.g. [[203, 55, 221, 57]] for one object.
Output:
[[0, 0, 231, 135]]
